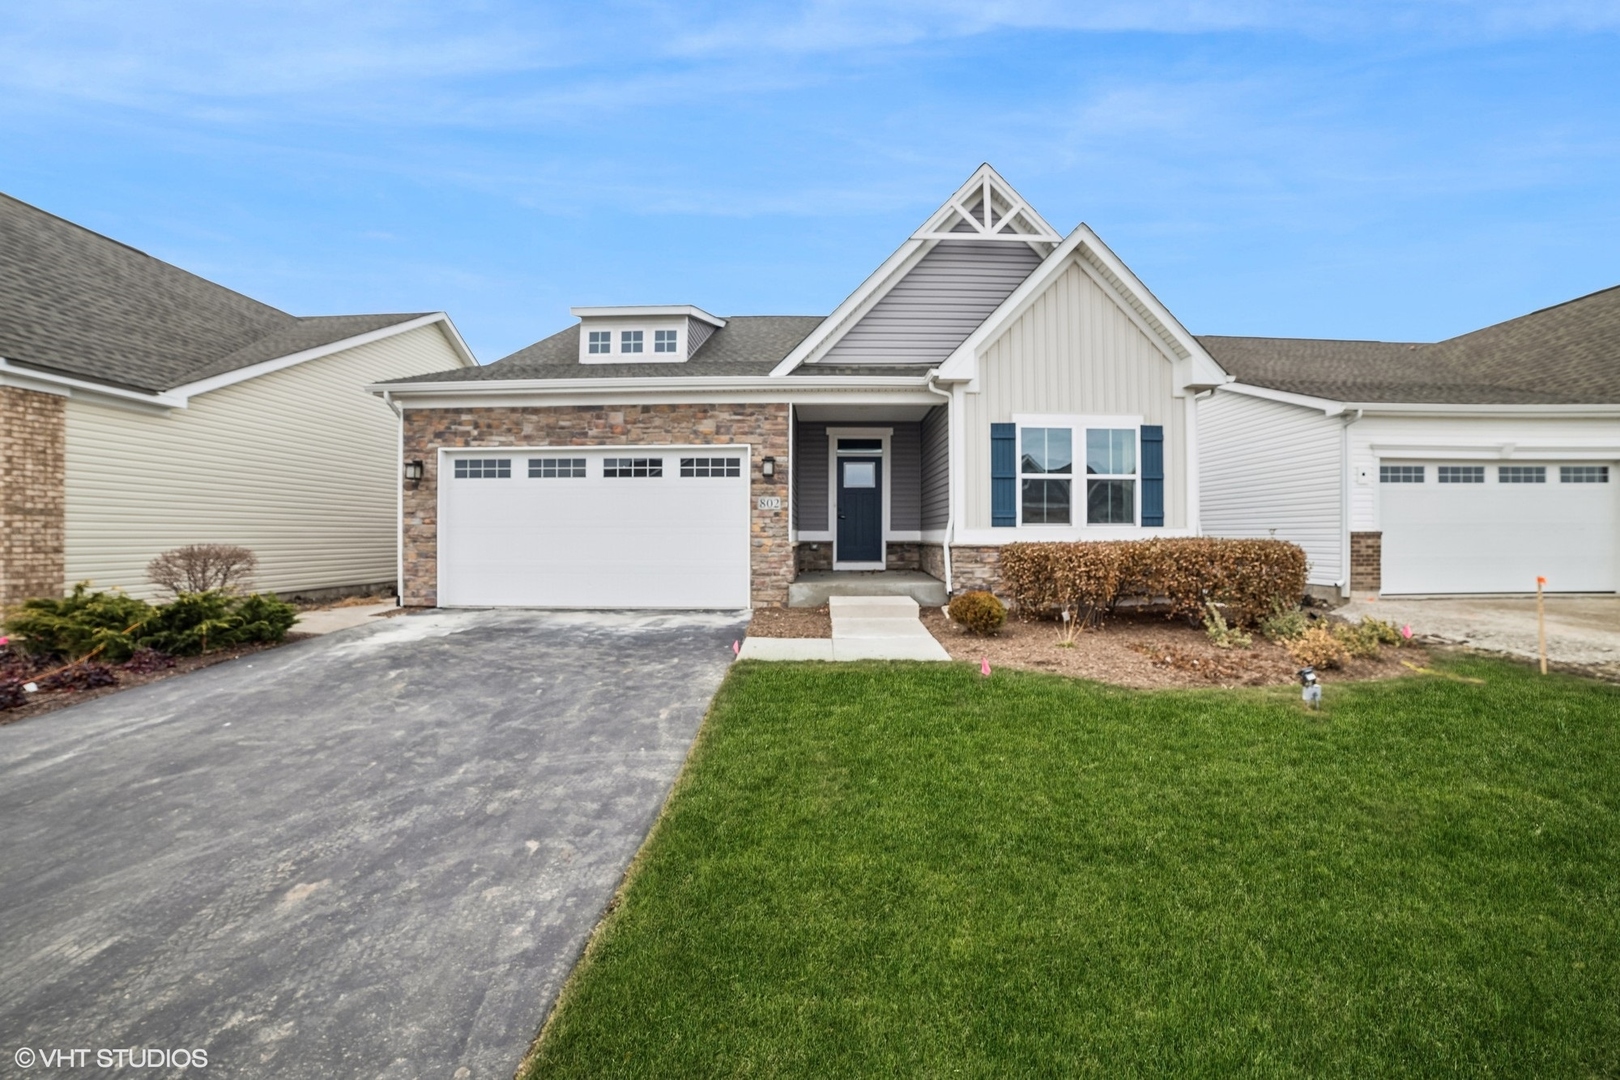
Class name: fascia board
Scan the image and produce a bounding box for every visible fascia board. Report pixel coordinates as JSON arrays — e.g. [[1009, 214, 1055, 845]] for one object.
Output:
[[570, 305, 727, 327], [1348, 401, 1620, 418], [0, 358, 182, 412], [767, 239, 929, 376], [1218, 381, 1349, 415], [371, 374, 931, 396], [167, 313, 469, 401]]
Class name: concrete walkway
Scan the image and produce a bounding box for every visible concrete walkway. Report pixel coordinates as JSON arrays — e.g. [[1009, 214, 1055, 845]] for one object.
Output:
[[291, 601, 396, 635], [1342, 594, 1620, 677], [740, 595, 950, 661]]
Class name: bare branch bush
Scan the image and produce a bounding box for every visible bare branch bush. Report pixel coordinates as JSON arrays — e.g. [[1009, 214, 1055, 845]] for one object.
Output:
[[146, 544, 258, 597]]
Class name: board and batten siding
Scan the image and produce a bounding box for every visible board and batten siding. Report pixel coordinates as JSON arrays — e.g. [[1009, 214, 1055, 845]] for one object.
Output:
[[1198, 390, 1344, 586], [962, 260, 1187, 530], [921, 404, 949, 530], [64, 324, 464, 600], [815, 239, 1042, 367]]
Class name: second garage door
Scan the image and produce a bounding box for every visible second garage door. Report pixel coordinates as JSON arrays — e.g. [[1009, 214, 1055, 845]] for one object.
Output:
[[1380, 461, 1616, 594], [439, 447, 751, 608]]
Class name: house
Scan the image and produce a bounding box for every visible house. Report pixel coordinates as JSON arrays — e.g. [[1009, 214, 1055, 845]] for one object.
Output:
[[376, 165, 1228, 609], [0, 192, 476, 606], [1198, 286, 1620, 598]]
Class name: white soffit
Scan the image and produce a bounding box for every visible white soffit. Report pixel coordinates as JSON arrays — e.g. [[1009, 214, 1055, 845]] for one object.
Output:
[[570, 305, 727, 327]]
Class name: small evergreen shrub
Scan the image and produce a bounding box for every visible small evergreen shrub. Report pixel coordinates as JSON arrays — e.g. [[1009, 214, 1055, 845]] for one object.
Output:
[[1257, 599, 1308, 643], [1202, 602, 1253, 649], [948, 591, 1007, 635], [1287, 625, 1349, 669], [5, 584, 155, 662]]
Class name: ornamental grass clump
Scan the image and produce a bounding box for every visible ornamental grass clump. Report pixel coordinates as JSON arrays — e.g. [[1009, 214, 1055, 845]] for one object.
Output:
[[948, 591, 1007, 635], [1257, 599, 1309, 643], [998, 538, 1307, 628]]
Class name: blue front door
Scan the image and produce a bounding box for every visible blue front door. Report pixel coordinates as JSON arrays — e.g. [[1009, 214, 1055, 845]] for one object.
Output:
[[837, 456, 883, 563]]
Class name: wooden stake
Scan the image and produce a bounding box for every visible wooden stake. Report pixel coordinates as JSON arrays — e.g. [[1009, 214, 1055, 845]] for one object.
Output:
[[1536, 576, 1548, 675]]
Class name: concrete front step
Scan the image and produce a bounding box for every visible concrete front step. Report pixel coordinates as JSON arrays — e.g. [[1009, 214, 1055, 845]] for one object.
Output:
[[740, 592, 951, 662], [789, 571, 947, 608]]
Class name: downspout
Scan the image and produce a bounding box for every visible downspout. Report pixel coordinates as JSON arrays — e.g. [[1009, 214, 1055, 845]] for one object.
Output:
[[383, 390, 404, 607], [925, 370, 954, 595], [1338, 408, 1363, 600]]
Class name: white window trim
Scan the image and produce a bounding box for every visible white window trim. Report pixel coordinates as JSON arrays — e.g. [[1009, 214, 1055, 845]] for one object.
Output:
[[826, 426, 892, 570], [1011, 413, 1144, 533]]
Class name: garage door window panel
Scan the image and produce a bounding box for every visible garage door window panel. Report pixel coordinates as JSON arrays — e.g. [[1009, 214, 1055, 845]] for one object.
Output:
[[454, 459, 511, 479], [680, 457, 741, 478], [1381, 465, 1424, 483], [1438, 466, 1485, 484], [529, 457, 587, 478], [604, 457, 663, 478], [1499, 466, 1545, 484], [1561, 466, 1609, 483]]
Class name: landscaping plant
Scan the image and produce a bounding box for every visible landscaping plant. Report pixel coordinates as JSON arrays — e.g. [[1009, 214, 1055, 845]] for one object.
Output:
[[146, 543, 258, 597], [1287, 624, 1350, 669], [4, 583, 299, 663], [1257, 598, 1309, 642], [1201, 601, 1253, 649], [999, 537, 1307, 627], [947, 590, 1007, 635]]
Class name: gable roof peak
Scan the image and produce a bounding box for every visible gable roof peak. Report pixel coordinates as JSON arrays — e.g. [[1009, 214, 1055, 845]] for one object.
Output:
[[911, 164, 1063, 244]]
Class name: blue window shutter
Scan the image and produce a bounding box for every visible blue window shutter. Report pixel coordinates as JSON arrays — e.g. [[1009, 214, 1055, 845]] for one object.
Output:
[[991, 423, 1016, 527], [1141, 425, 1164, 527]]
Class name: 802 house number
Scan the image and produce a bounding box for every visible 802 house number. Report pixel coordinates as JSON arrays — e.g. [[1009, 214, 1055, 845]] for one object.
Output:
[[757, 496, 783, 510]]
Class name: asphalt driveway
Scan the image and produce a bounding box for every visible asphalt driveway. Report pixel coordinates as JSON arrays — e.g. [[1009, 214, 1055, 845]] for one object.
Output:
[[0, 608, 747, 1078], [1341, 594, 1620, 678]]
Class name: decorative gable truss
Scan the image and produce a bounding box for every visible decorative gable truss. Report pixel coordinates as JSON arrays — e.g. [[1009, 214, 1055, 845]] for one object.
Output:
[[770, 165, 1063, 375], [910, 166, 1064, 244]]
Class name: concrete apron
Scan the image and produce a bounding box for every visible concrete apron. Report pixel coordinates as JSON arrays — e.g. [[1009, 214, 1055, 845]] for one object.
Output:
[[739, 595, 950, 661]]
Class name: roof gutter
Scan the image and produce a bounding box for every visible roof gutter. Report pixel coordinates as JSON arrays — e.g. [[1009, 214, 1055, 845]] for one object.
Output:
[[925, 369, 954, 596], [1219, 381, 1620, 418], [0, 357, 185, 410]]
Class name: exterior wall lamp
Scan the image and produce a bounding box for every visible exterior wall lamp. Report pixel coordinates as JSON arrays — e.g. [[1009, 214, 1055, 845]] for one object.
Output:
[[761, 456, 776, 479], [403, 460, 424, 484]]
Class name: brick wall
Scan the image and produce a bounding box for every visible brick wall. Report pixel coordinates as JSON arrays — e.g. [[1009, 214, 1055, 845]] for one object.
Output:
[[0, 386, 66, 609], [402, 403, 791, 606], [1349, 531, 1381, 594]]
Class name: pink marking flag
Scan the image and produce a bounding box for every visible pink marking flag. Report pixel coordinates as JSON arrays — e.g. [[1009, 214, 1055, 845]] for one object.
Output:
[[732, 640, 741, 657], [980, 657, 991, 677], [1400, 625, 1413, 640]]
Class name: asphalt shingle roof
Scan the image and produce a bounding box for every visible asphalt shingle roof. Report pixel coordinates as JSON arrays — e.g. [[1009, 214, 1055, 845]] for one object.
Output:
[[0, 192, 429, 393], [1199, 284, 1620, 405], [388, 315, 828, 383]]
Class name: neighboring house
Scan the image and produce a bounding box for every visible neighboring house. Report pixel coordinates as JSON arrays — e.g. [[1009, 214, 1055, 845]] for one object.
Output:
[[1198, 286, 1620, 598], [376, 165, 1228, 609], [0, 192, 476, 606]]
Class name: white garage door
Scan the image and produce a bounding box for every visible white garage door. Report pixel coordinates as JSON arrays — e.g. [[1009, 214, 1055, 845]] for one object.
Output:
[[439, 448, 751, 608], [1381, 462, 1616, 594]]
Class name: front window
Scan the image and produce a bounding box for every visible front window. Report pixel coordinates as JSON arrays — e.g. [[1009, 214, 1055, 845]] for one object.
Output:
[[1085, 429, 1136, 524], [1020, 427, 1071, 524], [654, 329, 678, 353], [587, 330, 611, 354], [620, 330, 644, 354]]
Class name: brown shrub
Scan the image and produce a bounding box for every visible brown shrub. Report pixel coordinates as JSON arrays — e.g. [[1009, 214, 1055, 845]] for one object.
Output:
[[1287, 625, 1349, 669], [948, 591, 1007, 635], [998, 538, 1307, 627], [146, 544, 258, 597]]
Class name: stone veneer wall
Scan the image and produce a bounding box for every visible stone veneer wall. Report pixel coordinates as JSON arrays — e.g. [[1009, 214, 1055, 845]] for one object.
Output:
[[402, 404, 791, 606], [0, 386, 66, 608], [1349, 531, 1382, 594], [795, 542, 832, 574], [945, 545, 1002, 597], [884, 542, 921, 572]]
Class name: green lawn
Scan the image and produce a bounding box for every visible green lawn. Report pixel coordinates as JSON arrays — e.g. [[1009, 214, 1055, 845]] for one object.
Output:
[[524, 658, 1620, 1078]]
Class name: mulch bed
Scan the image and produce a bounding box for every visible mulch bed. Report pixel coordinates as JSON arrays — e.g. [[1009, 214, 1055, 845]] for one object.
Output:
[[0, 636, 312, 726], [747, 605, 832, 639], [921, 609, 1425, 690]]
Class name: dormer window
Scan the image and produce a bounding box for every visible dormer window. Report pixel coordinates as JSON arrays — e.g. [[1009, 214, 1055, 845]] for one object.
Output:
[[587, 330, 611, 354], [620, 330, 644, 354], [572, 306, 726, 364], [654, 329, 678, 353]]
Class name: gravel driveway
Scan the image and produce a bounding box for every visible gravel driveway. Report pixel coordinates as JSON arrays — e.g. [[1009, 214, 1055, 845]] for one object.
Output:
[[0, 609, 746, 1078], [1341, 594, 1620, 678]]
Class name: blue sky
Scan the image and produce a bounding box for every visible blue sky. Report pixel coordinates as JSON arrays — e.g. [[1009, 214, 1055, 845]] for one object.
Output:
[[3, 2, 1618, 363]]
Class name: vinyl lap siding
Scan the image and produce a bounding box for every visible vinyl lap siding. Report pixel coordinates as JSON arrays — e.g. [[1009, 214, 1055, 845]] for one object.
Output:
[[921, 404, 948, 530], [962, 261, 1186, 529], [64, 324, 463, 600], [793, 420, 829, 531], [816, 240, 1042, 366], [686, 317, 716, 358], [1199, 391, 1344, 586], [890, 422, 921, 532]]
